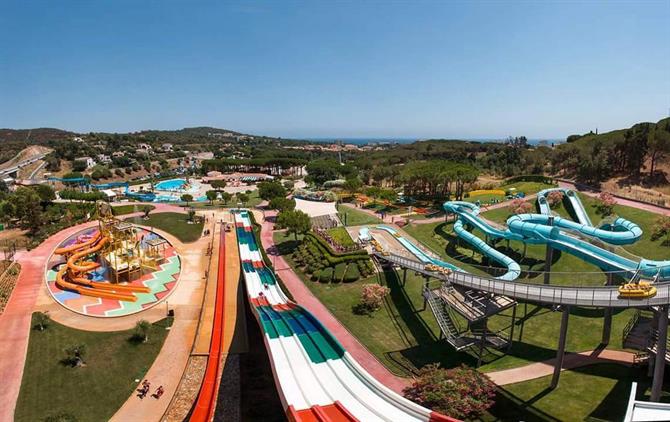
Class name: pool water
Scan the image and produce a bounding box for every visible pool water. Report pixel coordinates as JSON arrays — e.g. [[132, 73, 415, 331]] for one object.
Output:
[[155, 179, 187, 191]]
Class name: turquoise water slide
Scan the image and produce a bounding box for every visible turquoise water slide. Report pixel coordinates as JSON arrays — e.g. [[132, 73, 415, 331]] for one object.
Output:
[[442, 194, 670, 281]]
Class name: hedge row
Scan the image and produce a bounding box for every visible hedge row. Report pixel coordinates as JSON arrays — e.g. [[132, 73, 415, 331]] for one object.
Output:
[[305, 233, 367, 257], [503, 175, 555, 185]]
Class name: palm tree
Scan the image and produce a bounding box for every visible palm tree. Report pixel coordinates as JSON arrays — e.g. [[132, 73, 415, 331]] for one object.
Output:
[[134, 319, 151, 343]]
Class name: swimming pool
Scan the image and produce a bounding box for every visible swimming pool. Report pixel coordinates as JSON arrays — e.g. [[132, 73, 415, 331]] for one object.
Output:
[[155, 179, 188, 191]]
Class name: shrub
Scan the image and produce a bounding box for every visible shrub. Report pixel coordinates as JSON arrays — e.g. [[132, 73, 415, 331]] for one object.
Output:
[[547, 190, 564, 207], [34, 311, 51, 331], [333, 263, 347, 282], [596, 192, 617, 216], [319, 267, 333, 283], [508, 198, 533, 215], [505, 174, 554, 184], [63, 344, 88, 367], [343, 264, 360, 282], [360, 283, 390, 312], [651, 216, 670, 246], [403, 364, 496, 419]]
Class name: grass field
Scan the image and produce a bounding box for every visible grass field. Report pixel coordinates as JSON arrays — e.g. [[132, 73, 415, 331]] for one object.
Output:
[[488, 363, 670, 421], [337, 204, 382, 226], [126, 212, 204, 243], [15, 315, 171, 422], [111, 204, 155, 216]]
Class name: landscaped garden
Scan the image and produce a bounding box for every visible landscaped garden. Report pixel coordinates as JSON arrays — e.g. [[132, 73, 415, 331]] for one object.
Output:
[[15, 315, 172, 422]]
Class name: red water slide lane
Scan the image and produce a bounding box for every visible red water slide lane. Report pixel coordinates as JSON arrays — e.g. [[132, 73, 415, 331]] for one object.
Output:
[[190, 229, 226, 422], [287, 401, 358, 422]]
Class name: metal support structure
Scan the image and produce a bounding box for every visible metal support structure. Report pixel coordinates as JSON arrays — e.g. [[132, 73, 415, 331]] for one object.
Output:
[[402, 268, 407, 287], [602, 307, 612, 346], [651, 305, 668, 402], [551, 305, 570, 389], [477, 317, 488, 368], [544, 216, 554, 285], [508, 304, 517, 351]]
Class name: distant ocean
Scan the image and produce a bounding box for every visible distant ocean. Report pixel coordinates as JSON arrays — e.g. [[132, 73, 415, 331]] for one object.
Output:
[[307, 137, 564, 146]]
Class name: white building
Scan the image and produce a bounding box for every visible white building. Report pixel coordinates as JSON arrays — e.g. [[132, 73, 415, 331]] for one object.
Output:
[[75, 156, 96, 169], [97, 154, 112, 164], [161, 143, 174, 152]]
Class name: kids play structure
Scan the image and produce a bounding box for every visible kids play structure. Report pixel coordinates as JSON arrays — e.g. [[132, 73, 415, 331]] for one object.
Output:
[[233, 211, 455, 422], [53, 203, 165, 302], [48, 177, 158, 201], [369, 188, 670, 401]]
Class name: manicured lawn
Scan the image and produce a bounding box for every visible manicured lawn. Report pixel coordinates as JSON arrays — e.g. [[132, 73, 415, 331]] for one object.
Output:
[[111, 204, 155, 216], [500, 181, 557, 196], [488, 363, 670, 421], [337, 204, 382, 226], [126, 212, 204, 243], [326, 226, 356, 248], [15, 315, 172, 422]]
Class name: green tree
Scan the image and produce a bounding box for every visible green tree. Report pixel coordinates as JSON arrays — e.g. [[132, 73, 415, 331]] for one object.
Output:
[[268, 197, 296, 212], [34, 311, 51, 331], [180, 194, 193, 206], [205, 190, 218, 205], [276, 210, 311, 240], [64, 344, 88, 367], [210, 179, 227, 190], [343, 177, 362, 194], [305, 159, 341, 186], [220, 192, 232, 204], [13, 187, 43, 230], [31, 184, 56, 202], [142, 205, 152, 219], [72, 160, 87, 172], [364, 186, 381, 204], [648, 123, 670, 177], [237, 193, 249, 207], [133, 319, 152, 342], [257, 180, 286, 201]]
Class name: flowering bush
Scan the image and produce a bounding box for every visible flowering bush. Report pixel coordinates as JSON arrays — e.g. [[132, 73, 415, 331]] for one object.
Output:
[[547, 190, 564, 207], [360, 283, 390, 312], [596, 192, 617, 216], [404, 364, 496, 419], [508, 198, 533, 215], [651, 216, 670, 246]]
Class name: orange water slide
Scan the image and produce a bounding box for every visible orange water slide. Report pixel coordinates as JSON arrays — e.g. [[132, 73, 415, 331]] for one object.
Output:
[[190, 229, 226, 422], [55, 232, 147, 301], [55, 231, 102, 255]]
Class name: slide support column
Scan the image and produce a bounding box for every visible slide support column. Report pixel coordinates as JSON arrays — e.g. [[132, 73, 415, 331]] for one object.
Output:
[[544, 216, 554, 285], [651, 305, 668, 402], [551, 305, 570, 389], [508, 304, 517, 351], [402, 268, 407, 286]]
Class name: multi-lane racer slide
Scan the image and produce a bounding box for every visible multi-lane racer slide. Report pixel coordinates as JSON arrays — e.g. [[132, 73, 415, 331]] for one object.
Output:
[[234, 211, 455, 422]]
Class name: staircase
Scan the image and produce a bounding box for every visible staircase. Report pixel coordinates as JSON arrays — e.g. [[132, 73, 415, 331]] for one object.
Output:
[[648, 329, 670, 364], [623, 309, 653, 351], [424, 286, 476, 350]]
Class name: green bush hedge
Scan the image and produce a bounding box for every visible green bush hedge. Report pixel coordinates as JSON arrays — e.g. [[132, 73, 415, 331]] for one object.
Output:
[[333, 263, 347, 283], [343, 264, 360, 282], [503, 175, 554, 185], [319, 267, 333, 283]]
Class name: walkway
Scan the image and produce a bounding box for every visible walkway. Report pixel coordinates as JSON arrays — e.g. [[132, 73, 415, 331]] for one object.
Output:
[[256, 209, 410, 394], [558, 180, 670, 217], [488, 349, 634, 385]]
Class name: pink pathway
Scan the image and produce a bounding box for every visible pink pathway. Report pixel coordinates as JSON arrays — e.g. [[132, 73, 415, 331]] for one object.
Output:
[[558, 180, 670, 216], [0, 204, 183, 422], [258, 210, 410, 393]]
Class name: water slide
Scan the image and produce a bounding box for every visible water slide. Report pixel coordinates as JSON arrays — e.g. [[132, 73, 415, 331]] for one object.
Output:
[[234, 211, 455, 422], [55, 231, 149, 301], [437, 197, 670, 281], [190, 229, 226, 422]]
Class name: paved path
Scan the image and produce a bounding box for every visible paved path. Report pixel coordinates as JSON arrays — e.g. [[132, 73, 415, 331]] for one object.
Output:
[[487, 349, 634, 385], [257, 210, 411, 394], [558, 180, 670, 217]]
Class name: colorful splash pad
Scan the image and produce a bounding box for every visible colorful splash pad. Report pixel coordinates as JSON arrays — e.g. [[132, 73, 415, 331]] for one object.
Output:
[[45, 226, 181, 317]]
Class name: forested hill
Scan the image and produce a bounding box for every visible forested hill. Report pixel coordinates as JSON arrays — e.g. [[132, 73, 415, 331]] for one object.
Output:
[[552, 117, 670, 184], [0, 128, 74, 143]]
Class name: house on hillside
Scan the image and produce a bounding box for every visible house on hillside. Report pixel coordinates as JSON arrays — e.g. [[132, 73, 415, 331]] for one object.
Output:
[[161, 143, 174, 152], [97, 154, 112, 164], [75, 156, 96, 169]]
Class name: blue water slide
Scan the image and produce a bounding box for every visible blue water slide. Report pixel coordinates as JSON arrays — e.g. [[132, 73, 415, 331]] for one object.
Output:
[[514, 214, 642, 245], [91, 181, 129, 189]]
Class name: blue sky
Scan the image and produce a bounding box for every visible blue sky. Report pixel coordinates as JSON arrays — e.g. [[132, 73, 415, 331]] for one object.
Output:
[[1, 1, 668, 139]]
